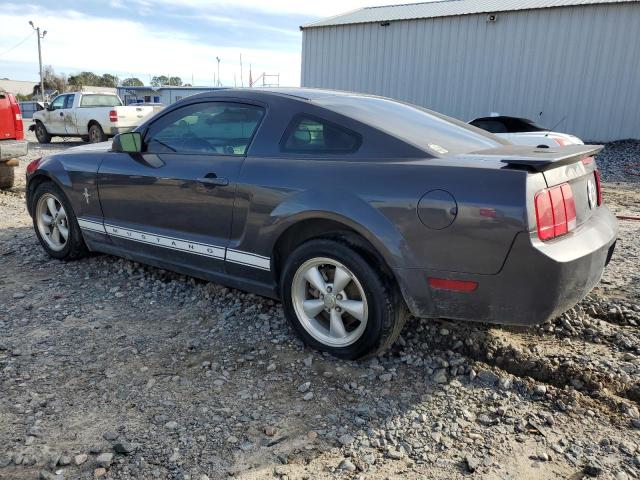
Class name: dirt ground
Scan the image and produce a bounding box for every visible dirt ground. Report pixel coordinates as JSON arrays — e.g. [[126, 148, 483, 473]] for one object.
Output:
[[0, 132, 639, 480]]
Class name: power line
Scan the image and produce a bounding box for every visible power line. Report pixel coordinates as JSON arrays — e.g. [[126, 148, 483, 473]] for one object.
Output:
[[0, 32, 35, 58]]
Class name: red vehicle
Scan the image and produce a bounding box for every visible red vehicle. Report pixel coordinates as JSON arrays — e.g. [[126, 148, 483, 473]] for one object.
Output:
[[0, 90, 28, 189]]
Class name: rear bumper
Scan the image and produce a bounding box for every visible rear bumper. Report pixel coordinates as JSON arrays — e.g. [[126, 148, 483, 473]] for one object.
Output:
[[0, 139, 28, 161], [395, 205, 618, 326], [109, 126, 135, 135]]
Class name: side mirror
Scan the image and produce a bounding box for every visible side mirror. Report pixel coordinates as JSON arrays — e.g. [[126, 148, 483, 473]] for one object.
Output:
[[112, 132, 143, 153], [46, 105, 54, 111]]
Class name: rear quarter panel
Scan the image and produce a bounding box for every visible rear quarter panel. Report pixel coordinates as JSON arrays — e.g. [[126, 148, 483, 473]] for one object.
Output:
[[234, 156, 529, 276]]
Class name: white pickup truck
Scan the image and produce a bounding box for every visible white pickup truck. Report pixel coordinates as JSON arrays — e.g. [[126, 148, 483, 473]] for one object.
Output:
[[31, 92, 156, 144]]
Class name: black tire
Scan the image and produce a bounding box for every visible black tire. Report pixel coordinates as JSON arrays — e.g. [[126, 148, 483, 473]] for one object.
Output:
[[35, 121, 52, 144], [81, 135, 90, 142], [0, 163, 15, 189], [281, 238, 407, 360], [31, 181, 88, 260], [88, 123, 107, 143]]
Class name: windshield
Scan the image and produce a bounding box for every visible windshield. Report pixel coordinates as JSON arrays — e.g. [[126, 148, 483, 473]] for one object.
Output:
[[315, 95, 507, 156], [80, 94, 122, 107]]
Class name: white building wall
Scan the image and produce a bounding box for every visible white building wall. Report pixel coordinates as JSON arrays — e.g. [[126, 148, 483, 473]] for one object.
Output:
[[301, 2, 640, 141]]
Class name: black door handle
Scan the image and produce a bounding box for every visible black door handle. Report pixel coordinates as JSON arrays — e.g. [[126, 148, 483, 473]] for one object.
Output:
[[197, 173, 229, 186], [59, 112, 64, 117]]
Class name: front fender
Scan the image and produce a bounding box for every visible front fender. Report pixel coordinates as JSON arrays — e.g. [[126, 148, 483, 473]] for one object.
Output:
[[26, 158, 74, 215], [26, 151, 105, 220]]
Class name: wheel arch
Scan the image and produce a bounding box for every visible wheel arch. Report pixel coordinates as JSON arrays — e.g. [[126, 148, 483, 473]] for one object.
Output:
[[26, 170, 73, 216], [270, 214, 402, 298]]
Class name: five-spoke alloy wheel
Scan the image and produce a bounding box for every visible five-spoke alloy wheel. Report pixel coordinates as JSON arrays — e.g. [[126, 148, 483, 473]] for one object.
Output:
[[36, 193, 69, 252], [292, 257, 369, 348], [31, 182, 88, 260], [282, 238, 407, 359]]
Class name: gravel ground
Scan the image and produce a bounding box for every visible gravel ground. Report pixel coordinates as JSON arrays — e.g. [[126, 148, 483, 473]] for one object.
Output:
[[1, 132, 639, 480]]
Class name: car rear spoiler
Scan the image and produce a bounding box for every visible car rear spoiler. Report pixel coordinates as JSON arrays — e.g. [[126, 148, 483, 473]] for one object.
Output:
[[466, 144, 604, 172]]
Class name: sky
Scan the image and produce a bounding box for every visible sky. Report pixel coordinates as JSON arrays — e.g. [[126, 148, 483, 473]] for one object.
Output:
[[0, 0, 406, 87]]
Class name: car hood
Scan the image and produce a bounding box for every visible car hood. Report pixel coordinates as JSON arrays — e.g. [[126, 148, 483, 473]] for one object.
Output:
[[55, 140, 113, 155]]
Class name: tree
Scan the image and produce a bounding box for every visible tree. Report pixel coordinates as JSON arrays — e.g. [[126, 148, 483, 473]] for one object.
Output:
[[68, 71, 120, 88], [68, 71, 101, 87], [32, 65, 66, 97], [151, 75, 182, 87], [100, 73, 119, 88], [121, 77, 144, 87], [151, 75, 168, 87]]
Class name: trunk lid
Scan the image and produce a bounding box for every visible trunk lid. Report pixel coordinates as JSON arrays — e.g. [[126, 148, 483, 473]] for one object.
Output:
[[464, 144, 603, 231]]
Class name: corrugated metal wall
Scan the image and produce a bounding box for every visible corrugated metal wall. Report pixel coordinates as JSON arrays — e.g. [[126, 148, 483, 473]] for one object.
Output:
[[301, 3, 640, 141]]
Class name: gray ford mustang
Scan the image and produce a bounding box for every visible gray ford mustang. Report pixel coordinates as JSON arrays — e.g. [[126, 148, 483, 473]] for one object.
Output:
[[25, 88, 618, 359]]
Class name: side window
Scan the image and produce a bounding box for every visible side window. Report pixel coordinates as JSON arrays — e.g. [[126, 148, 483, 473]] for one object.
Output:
[[145, 102, 264, 155], [282, 115, 360, 154], [50, 95, 66, 110], [64, 94, 75, 109]]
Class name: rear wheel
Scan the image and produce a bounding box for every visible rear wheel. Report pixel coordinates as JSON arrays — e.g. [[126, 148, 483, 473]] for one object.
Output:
[[88, 124, 106, 143], [281, 238, 407, 360], [35, 121, 52, 144], [32, 182, 88, 260], [0, 163, 15, 189]]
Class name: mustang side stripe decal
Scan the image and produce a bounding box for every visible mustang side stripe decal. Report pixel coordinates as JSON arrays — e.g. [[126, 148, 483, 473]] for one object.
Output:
[[104, 223, 226, 259], [77, 218, 269, 269], [77, 219, 107, 234], [226, 249, 271, 270]]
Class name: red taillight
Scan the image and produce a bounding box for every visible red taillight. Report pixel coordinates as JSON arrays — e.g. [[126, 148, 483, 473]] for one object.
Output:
[[26, 157, 42, 175], [535, 182, 576, 241], [534, 190, 555, 240], [10, 96, 24, 140], [109, 110, 118, 122], [594, 170, 602, 206], [428, 277, 478, 292], [581, 156, 594, 165]]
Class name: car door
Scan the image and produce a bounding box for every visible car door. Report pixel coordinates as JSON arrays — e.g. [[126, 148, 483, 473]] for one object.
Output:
[[63, 94, 78, 135], [97, 100, 265, 275], [44, 94, 68, 134]]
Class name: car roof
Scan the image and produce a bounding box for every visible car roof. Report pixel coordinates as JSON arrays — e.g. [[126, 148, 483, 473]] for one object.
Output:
[[188, 87, 379, 103]]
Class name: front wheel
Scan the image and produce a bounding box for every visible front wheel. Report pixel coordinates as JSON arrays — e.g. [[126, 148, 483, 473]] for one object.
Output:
[[32, 182, 88, 260], [281, 239, 407, 360], [35, 122, 52, 144], [88, 124, 106, 143]]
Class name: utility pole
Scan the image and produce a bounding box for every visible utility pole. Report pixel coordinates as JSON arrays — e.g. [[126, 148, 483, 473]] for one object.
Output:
[[216, 57, 221, 87], [29, 21, 47, 101]]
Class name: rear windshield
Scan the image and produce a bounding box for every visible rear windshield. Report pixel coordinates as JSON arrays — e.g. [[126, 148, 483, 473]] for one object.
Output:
[[315, 96, 506, 156], [470, 116, 548, 133], [80, 94, 122, 107]]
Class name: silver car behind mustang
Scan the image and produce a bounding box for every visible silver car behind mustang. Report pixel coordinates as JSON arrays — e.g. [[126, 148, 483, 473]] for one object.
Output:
[[25, 88, 618, 359]]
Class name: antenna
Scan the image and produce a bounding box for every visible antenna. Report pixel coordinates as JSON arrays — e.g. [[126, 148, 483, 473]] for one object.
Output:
[[239, 53, 244, 88], [545, 115, 567, 136]]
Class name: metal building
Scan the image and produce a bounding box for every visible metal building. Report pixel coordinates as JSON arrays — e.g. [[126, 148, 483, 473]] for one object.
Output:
[[301, 0, 640, 141], [116, 86, 225, 106]]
